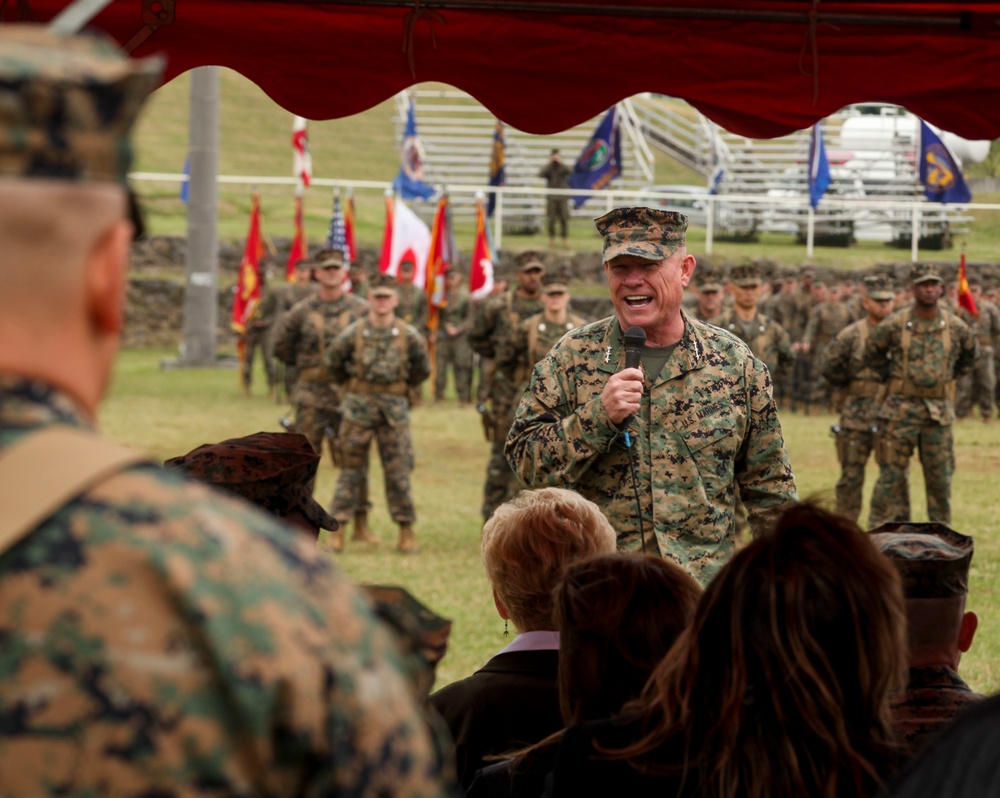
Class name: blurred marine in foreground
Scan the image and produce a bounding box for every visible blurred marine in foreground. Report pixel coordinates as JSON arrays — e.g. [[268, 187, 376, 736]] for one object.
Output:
[[0, 26, 455, 796]]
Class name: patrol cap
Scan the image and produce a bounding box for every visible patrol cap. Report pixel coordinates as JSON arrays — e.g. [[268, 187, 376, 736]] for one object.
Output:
[[0, 27, 163, 185], [541, 270, 570, 294], [370, 272, 398, 297], [315, 248, 345, 269], [695, 265, 724, 293], [911, 262, 944, 284], [869, 522, 973, 599], [729, 263, 762, 288], [516, 250, 546, 272], [595, 207, 687, 263], [164, 432, 338, 533], [863, 273, 895, 301]]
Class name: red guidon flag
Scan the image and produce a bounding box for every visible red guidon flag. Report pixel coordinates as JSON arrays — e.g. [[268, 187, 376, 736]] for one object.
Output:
[[344, 188, 358, 263], [957, 250, 978, 317], [232, 191, 265, 385], [425, 194, 455, 351], [469, 196, 495, 300]]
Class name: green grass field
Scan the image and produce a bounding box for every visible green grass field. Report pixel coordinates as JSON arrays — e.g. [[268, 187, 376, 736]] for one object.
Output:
[[133, 69, 1000, 272], [104, 348, 1000, 694]]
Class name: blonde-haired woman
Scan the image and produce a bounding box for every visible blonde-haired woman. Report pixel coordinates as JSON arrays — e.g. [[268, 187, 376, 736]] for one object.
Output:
[[430, 488, 616, 789]]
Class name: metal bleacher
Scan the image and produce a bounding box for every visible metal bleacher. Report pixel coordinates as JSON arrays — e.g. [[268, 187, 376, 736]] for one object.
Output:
[[400, 91, 972, 247]]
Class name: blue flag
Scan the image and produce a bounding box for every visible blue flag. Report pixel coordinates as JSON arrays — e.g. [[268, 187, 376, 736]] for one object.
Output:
[[179, 156, 190, 204], [808, 123, 831, 210], [487, 121, 505, 217], [919, 120, 972, 204], [569, 106, 622, 208], [392, 100, 436, 201], [326, 192, 350, 264]]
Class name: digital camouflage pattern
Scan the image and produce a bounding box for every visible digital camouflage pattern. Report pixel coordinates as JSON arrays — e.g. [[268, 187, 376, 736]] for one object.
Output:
[[869, 522, 973, 599], [0, 27, 162, 184], [272, 291, 368, 453], [0, 377, 456, 797], [890, 666, 983, 756], [326, 318, 431, 525], [803, 298, 852, 410], [956, 297, 1000, 419], [823, 317, 892, 522], [469, 289, 543, 521], [505, 314, 797, 586], [267, 280, 317, 393], [496, 310, 588, 396], [164, 430, 338, 533], [709, 310, 793, 379], [594, 207, 687, 263], [397, 282, 430, 336], [864, 307, 978, 526], [435, 283, 475, 402]]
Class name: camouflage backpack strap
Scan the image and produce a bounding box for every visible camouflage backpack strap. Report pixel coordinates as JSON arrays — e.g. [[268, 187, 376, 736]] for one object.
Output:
[[0, 426, 148, 558], [353, 317, 367, 367], [396, 320, 409, 382], [308, 309, 327, 362]]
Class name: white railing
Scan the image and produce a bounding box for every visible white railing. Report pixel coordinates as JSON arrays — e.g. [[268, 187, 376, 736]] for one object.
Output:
[[133, 172, 993, 262]]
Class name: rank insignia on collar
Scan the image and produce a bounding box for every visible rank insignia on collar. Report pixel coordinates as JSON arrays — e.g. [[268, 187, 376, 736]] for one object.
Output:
[[604, 345, 612, 364]]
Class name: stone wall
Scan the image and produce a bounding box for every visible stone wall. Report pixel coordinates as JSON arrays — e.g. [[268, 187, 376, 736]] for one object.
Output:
[[124, 236, 613, 347]]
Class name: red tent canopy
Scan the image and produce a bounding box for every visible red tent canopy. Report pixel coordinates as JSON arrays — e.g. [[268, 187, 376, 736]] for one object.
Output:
[[18, 0, 1000, 138]]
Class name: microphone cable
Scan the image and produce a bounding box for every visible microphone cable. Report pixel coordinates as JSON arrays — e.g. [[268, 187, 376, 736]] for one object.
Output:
[[621, 325, 648, 556], [624, 425, 646, 555]]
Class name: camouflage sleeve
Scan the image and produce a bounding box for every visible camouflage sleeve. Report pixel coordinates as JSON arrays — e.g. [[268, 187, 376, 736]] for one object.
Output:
[[407, 326, 432, 386], [775, 323, 795, 370], [272, 304, 302, 365], [863, 318, 894, 383], [257, 288, 279, 324], [803, 304, 820, 346], [505, 348, 621, 488], [325, 322, 357, 384], [991, 304, 1000, 339], [735, 355, 798, 535], [468, 300, 498, 358], [953, 319, 979, 378], [822, 326, 855, 385], [495, 320, 528, 374]]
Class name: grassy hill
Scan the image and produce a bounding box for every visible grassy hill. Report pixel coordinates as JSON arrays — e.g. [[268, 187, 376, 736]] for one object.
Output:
[[133, 69, 1000, 270]]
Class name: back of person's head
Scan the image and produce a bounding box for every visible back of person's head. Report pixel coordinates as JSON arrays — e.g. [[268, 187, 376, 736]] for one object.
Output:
[[624, 503, 907, 798], [556, 554, 701, 725], [870, 522, 977, 669], [0, 28, 161, 411], [481, 488, 616, 632]]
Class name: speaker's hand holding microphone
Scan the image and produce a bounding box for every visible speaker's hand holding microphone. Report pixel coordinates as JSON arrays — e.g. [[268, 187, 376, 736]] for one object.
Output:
[[601, 326, 646, 427]]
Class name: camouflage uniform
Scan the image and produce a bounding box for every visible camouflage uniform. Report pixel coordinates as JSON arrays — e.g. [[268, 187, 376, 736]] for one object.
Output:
[[505, 314, 797, 586], [539, 156, 571, 241], [398, 280, 429, 335], [823, 312, 910, 524], [272, 285, 368, 456], [870, 524, 982, 756], [469, 262, 544, 521], [709, 311, 793, 382], [326, 309, 431, 546], [268, 278, 317, 396], [497, 309, 588, 395], [803, 296, 851, 412], [956, 297, 1000, 419], [864, 266, 978, 526], [241, 279, 279, 394], [435, 282, 475, 402], [0, 28, 455, 797], [0, 379, 455, 796]]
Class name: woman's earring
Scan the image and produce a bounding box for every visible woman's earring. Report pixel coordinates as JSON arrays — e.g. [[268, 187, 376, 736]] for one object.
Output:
[[503, 619, 509, 638]]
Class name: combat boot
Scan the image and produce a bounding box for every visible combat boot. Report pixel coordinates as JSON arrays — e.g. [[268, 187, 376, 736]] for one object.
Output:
[[396, 524, 419, 554], [351, 512, 380, 544], [323, 526, 344, 553]]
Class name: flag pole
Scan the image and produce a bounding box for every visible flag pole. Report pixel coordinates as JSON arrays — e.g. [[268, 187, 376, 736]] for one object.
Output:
[[806, 206, 816, 259]]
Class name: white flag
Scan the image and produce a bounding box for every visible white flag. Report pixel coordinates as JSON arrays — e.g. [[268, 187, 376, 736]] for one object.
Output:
[[387, 199, 431, 289], [292, 115, 312, 187]]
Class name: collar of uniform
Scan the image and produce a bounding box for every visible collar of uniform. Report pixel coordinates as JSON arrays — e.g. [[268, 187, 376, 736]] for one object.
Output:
[[0, 376, 93, 443], [597, 311, 708, 384]]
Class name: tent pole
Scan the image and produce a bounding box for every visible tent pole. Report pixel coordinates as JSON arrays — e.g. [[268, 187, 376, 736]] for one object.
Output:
[[48, 0, 115, 34]]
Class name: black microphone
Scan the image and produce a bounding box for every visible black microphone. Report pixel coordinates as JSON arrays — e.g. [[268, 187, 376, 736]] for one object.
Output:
[[621, 326, 646, 432], [623, 325, 646, 371]]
